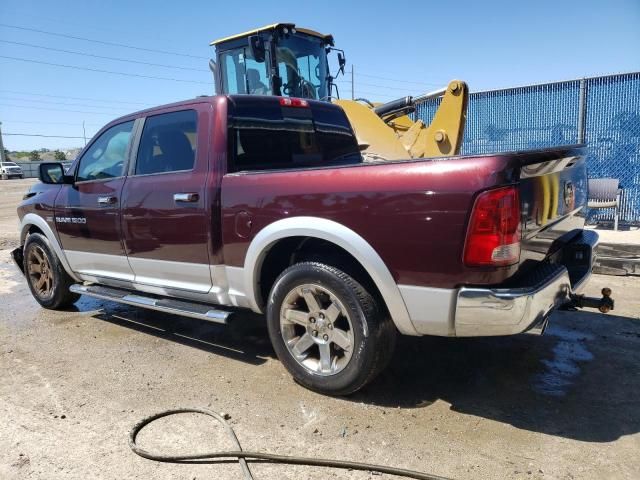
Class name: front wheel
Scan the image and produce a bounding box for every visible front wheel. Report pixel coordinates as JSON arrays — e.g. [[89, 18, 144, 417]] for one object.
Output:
[[23, 233, 80, 309], [266, 262, 396, 395]]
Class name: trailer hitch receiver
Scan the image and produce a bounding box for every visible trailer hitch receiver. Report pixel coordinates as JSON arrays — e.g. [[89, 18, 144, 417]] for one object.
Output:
[[569, 288, 614, 313]]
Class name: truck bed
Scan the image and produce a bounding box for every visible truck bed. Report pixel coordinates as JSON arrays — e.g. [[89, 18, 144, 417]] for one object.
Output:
[[221, 145, 588, 290]]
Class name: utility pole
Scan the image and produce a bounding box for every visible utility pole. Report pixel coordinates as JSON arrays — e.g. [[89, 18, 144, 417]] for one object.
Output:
[[0, 121, 6, 162], [351, 65, 355, 100], [82, 121, 87, 146]]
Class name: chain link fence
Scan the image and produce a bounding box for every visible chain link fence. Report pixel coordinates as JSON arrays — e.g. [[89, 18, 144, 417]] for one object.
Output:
[[415, 72, 640, 224]]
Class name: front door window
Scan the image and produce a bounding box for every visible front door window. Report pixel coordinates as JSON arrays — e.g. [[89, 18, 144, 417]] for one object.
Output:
[[76, 121, 134, 182]]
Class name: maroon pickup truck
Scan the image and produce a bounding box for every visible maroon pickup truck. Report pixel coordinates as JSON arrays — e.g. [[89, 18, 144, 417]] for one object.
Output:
[[13, 95, 607, 395]]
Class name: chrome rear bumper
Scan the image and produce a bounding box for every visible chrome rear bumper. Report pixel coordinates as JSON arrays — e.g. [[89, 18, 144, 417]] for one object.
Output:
[[454, 230, 598, 337]]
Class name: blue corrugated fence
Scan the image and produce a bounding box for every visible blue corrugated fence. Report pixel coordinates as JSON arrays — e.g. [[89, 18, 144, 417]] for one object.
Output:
[[415, 72, 640, 223]]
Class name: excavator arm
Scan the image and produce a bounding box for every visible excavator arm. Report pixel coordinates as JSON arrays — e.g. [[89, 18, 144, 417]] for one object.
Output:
[[335, 80, 468, 160]]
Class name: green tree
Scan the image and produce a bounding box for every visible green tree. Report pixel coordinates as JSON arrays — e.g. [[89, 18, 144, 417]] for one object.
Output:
[[29, 150, 41, 161], [3, 149, 9, 160], [54, 150, 66, 161]]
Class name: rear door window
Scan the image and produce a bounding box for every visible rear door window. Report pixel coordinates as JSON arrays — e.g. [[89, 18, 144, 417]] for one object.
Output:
[[135, 110, 197, 176], [228, 100, 361, 172]]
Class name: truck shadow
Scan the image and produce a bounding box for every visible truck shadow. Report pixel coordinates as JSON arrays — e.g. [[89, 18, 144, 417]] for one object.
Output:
[[78, 295, 640, 443], [77, 297, 275, 366], [352, 310, 640, 443]]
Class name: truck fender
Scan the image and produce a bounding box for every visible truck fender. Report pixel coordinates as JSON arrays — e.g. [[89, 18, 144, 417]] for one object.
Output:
[[243, 217, 418, 336], [19, 213, 82, 282]]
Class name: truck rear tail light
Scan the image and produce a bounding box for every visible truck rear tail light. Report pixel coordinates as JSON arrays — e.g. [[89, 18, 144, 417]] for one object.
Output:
[[463, 186, 521, 267], [280, 97, 309, 108]]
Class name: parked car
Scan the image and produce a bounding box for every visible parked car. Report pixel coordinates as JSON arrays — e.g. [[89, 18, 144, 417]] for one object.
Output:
[[1, 161, 24, 179], [12, 95, 603, 395]]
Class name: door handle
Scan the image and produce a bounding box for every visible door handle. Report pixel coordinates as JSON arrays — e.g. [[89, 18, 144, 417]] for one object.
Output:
[[97, 196, 117, 205], [173, 193, 199, 203]]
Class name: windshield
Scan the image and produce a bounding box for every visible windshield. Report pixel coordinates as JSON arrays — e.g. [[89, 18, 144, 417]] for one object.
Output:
[[276, 33, 328, 100]]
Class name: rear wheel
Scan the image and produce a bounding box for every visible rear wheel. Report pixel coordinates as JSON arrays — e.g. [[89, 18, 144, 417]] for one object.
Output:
[[266, 262, 396, 395], [23, 233, 80, 309]]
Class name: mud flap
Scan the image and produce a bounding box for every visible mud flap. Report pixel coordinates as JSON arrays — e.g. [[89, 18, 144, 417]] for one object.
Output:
[[11, 246, 24, 275]]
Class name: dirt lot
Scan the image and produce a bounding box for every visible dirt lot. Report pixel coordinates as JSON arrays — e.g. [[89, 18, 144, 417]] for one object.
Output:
[[1, 178, 639, 480]]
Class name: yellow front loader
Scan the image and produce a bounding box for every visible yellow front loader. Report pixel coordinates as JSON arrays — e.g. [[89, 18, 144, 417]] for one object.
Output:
[[209, 23, 468, 160]]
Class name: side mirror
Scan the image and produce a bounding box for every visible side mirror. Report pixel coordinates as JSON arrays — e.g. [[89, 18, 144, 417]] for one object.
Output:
[[39, 162, 72, 184], [248, 35, 266, 63], [209, 59, 220, 94], [337, 52, 346, 75]]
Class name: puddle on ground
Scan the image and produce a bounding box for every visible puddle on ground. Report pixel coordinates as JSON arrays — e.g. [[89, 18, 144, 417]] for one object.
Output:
[[532, 325, 594, 397]]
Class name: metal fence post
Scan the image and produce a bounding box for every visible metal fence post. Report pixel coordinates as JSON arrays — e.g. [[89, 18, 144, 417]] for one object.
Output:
[[577, 78, 587, 144], [0, 122, 6, 162]]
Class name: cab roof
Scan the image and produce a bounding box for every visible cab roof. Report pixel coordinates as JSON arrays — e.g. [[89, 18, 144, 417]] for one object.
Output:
[[101, 95, 346, 133], [210, 23, 333, 46]]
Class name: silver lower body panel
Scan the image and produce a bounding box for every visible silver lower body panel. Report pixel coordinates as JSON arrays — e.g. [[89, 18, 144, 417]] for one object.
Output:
[[70, 284, 232, 324]]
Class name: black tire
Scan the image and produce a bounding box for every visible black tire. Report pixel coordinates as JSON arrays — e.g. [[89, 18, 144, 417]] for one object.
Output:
[[266, 262, 396, 395], [1, 174, 7, 180], [23, 233, 80, 309]]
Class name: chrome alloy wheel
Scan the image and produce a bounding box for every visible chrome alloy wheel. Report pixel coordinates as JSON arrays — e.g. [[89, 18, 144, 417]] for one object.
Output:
[[27, 245, 54, 298], [280, 284, 355, 376]]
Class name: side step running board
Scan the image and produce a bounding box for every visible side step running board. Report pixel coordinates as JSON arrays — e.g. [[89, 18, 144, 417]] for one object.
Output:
[[70, 284, 231, 324]]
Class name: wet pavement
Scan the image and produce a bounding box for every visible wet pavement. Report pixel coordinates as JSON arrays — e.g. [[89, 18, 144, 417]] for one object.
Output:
[[1, 179, 640, 479]]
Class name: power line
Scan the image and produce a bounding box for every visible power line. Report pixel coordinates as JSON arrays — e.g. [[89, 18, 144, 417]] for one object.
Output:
[[352, 90, 398, 99], [0, 55, 211, 85], [0, 10, 185, 47], [0, 22, 448, 89], [3, 132, 88, 139], [336, 79, 426, 93], [0, 103, 121, 116], [0, 39, 209, 72], [0, 95, 132, 112], [0, 95, 128, 111], [0, 23, 209, 60], [0, 89, 152, 106], [0, 119, 103, 126], [356, 71, 444, 87]]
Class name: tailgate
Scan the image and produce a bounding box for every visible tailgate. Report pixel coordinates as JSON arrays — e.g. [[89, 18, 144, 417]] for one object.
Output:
[[516, 147, 588, 269]]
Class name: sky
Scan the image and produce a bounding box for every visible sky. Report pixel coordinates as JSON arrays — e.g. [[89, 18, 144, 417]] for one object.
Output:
[[0, 0, 639, 152]]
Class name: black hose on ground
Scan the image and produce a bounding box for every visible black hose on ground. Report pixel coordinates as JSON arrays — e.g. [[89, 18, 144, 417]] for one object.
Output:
[[129, 408, 454, 480]]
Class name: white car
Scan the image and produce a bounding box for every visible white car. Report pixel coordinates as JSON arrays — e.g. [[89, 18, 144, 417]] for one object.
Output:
[[1, 162, 24, 180]]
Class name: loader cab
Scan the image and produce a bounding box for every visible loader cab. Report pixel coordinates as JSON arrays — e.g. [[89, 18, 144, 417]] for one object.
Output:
[[210, 23, 341, 101]]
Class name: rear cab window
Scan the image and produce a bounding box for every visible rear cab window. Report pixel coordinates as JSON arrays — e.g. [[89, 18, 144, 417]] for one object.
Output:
[[227, 97, 361, 172]]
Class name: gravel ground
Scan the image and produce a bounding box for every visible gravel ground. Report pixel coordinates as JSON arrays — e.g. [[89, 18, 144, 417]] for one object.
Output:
[[1, 178, 639, 480]]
